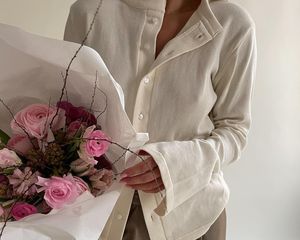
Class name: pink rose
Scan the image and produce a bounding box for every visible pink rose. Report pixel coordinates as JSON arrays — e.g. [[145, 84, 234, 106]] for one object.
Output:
[[11, 104, 66, 139], [0, 148, 22, 168], [7, 135, 33, 155], [80, 126, 110, 161], [8, 167, 39, 196], [73, 176, 90, 194], [11, 202, 37, 220], [36, 175, 79, 209]]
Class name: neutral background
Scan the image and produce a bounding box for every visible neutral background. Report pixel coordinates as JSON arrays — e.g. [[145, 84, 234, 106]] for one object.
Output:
[[0, 0, 299, 239]]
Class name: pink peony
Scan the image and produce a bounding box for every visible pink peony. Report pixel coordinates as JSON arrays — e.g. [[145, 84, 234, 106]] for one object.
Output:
[[11, 104, 66, 139], [36, 175, 79, 209], [8, 167, 39, 196], [11, 202, 37, 220], [73, 176, 90, 194], [80, 126, 110, 161], [0, 148, 22, 168], [7, 135, 33, 155]]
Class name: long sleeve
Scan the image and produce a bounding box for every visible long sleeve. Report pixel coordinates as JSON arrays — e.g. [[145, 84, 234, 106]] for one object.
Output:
[[140, 27, 257, 216]]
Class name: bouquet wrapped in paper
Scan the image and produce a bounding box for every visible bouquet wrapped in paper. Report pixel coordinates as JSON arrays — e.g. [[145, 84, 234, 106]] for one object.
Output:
[[0, 22, 148, 240]]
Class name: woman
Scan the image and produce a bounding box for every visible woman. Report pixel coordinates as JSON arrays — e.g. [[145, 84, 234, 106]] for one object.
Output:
[[64, 0, 256, 239]]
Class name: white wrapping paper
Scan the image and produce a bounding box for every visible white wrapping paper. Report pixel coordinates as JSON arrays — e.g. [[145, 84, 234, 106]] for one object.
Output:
[[0, 23, 149, 239]]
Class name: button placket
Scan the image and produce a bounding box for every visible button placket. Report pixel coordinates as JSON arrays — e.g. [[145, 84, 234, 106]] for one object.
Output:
[[132, 73, 155, 131], [137, 11, 162, 76], [148, 17, 159, 25]]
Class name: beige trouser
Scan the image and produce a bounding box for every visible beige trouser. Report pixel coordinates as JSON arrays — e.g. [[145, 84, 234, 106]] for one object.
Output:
[[123, 192, 226, 240]]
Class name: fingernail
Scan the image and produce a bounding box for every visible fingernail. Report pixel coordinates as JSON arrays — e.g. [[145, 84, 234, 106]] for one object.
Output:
[[120, 173, 128, 179]]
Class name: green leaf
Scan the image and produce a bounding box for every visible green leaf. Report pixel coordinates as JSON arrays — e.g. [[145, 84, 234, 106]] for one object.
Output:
[[0, 129, 10, 145]]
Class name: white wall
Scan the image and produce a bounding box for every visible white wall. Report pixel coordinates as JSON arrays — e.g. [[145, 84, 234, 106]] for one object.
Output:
[[0, 1, 299, 240], [224, 0, 300, 240], [0, 0, 75, 39]]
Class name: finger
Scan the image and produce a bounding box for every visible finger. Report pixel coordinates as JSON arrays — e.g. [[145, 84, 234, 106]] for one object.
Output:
[[143, 184, 165, 193], [126, 178, 164, 191], [121, 157, 157, 177], [121, 167, 161, 185]]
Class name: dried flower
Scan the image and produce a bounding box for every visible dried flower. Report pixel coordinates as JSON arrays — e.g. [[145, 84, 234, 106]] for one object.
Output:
[[0, 148, 22, 168], [89, 169, 114, 196], [70, 158, 94, 177], [8, 167, 39, 196]]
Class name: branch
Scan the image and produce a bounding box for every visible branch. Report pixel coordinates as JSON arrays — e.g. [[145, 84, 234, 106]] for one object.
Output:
[[50, 0, 103, 127]]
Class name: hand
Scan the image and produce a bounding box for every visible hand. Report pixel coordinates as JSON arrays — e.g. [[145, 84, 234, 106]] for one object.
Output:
[[120, 152, 165, 193]]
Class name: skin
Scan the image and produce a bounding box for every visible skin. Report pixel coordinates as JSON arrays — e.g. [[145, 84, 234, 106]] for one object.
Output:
[[120, 0, 202, 193]]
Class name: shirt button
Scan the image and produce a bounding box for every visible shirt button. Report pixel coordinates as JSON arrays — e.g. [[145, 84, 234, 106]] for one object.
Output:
[[138, 113, 144, 120], [144, 77, 150, 84], [144, 43, 151, 51], [117, 214, 123, 220], [148, 17, 159, 25], [195, 33, 204, 39]]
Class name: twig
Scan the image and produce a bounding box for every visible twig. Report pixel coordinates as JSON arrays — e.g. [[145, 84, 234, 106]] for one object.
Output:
[[50, 0, 103, 127], [96, 86, 108, 119], [60, 72, 69, 102], [89, 71, 98, 113]]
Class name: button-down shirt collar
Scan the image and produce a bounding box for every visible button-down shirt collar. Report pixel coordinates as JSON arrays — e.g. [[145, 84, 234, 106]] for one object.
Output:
[[122, 0, 223, 37]]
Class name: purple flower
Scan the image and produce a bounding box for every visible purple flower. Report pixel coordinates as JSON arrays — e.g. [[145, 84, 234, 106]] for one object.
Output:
[[57, 101, 97, 126], [11, 202, 37, 220]]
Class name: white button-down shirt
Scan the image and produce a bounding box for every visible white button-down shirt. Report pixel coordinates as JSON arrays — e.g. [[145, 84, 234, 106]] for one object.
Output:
[[64, 0, 257, 239]]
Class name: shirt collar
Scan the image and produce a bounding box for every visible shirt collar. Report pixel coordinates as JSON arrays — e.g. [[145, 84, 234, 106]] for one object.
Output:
[[121, 0, 223, 36]]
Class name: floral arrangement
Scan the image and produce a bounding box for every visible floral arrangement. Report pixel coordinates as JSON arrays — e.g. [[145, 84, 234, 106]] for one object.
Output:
[[0, 1, 152, 238], [0, 0, 126, 234], [0, 100, 114, 221]]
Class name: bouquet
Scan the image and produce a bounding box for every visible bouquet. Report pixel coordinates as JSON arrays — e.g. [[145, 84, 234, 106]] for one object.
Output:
[[0, 1, 149, 239], [0, 100, 114, 220]]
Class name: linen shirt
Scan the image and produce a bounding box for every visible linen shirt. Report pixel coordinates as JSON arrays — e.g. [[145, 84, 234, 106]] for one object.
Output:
[[64, 0, 257, 239]]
